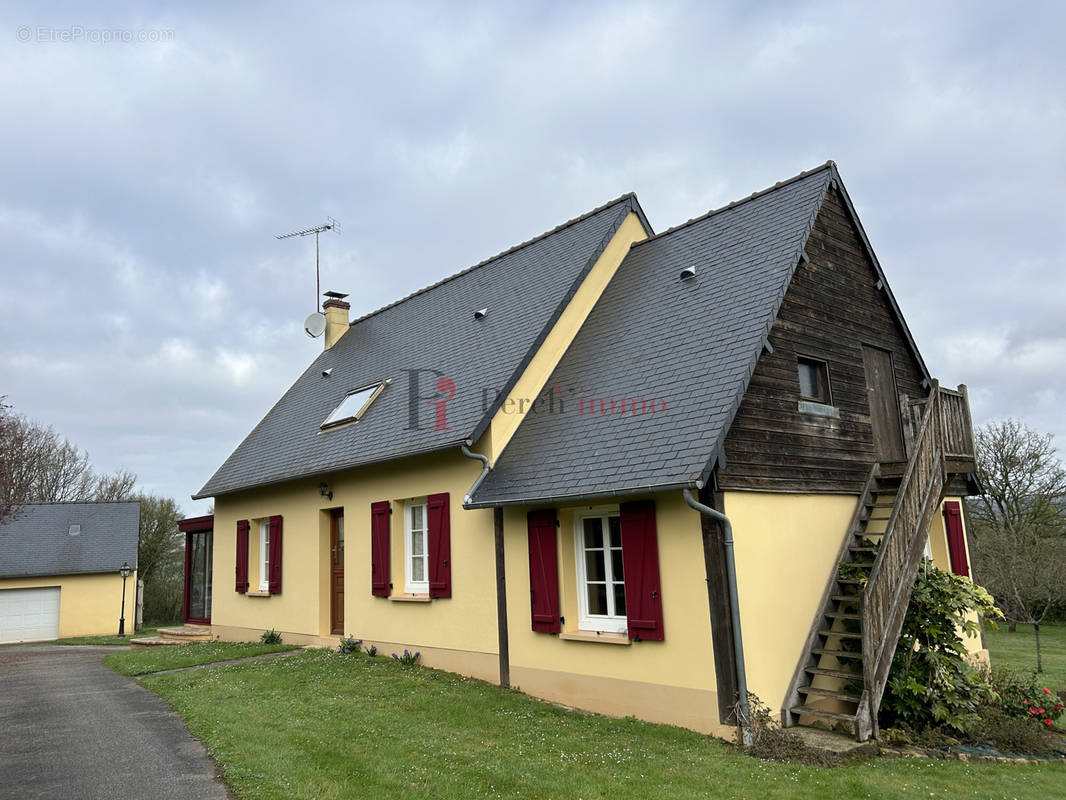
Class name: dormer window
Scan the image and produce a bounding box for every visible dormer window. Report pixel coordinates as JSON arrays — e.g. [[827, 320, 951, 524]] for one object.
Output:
[[321, 382, 386, 429]]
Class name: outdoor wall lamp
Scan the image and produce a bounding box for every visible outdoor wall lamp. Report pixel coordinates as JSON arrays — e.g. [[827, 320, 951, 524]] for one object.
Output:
[[319, 482, 333, 501], [118, 561, 132, 637]]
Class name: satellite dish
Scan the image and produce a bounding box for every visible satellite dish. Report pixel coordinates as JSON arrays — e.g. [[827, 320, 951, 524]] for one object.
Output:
[[304, 312, 326, 338]]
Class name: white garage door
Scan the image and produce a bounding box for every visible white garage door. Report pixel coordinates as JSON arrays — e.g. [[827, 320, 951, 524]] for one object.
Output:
[[0, 587, 61, 643]]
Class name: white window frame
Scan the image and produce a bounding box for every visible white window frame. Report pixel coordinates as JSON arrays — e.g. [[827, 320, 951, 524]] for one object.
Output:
[[320, 382, 387, 429], [258, 519, 270, 592], [574, 507, 627, 634], [404, 498, 429, 595]]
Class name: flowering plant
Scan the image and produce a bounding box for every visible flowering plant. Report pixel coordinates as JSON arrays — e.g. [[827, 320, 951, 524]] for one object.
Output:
[[336, 635, 363, 655]]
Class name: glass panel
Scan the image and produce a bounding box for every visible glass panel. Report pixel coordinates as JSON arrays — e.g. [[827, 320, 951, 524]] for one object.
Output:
[[611, 549, 624, 581], [189, 534, 205, 619], [412, 555, 425, 582], [608, 516, 621, 548], [322, 384, 380, 427], [411, 503, 424, 531], [798, 361, 817, 398], [613, 583, 627, 616], [585, 549, 606, 582], [334, 515, 344, 567], [204, 533, 212, 618], [583, 517, 603, 549], [587, 583, 607, 615], [412, 530, 425, 556]]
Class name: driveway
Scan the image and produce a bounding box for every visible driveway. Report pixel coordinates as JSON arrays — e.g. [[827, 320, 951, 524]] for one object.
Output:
[[0, 646, 229, 800]]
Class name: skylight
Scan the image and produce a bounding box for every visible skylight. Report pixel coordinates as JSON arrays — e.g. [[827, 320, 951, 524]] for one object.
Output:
[[321, 382, 386, 429]]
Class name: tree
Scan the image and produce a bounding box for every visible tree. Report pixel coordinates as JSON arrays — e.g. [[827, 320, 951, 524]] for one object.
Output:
[[136, 493, 185, 622], [0, 396, 18, 523], [967, 420, 1066, 671]]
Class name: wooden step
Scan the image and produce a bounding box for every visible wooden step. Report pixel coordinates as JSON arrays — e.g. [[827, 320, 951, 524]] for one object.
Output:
[[805, 665, 862, 680], [819, 629, 863, 640], [798, 686, 862, 703], [824, 611, 861, 621], [831, 594, 862, 604], [836, 578, 864, 586], [813, 648, 863, 660], [790, 705, 858, 724], [849, 546, 878, 555]]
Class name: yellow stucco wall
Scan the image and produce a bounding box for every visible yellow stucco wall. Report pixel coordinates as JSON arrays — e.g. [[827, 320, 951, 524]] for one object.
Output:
[[723, 491, 857, 712], [480, 212, 648, 463], [212, 450, 499, 667], [0, 572, 138, 639], [927, 496, 989, 665]]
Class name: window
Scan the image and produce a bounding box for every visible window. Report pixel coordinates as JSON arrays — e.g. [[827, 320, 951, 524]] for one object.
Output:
[[797, 356, 831, 405], [321, 382, 386, 429], [574, 508, 627, 633], [258, 519, 270, 592], [404, 498, 429, 595]]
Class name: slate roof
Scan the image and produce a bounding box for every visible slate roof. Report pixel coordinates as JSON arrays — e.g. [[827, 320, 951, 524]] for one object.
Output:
[[0, 502, 140, 578], [195, 195, 652, 499], [468, 164, 842, 507]]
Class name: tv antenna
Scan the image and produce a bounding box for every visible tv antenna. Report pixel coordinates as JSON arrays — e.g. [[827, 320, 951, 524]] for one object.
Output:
[[276, 217, 340, 314]]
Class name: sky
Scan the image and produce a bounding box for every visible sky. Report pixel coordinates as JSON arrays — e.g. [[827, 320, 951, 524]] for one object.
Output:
[[1, 1, 1063, 517]]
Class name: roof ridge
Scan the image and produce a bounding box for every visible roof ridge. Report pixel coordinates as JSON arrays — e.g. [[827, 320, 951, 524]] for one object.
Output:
[[6, 500, 141, 506], [632, 161, 836, 248], [348, 193, 640, 326]]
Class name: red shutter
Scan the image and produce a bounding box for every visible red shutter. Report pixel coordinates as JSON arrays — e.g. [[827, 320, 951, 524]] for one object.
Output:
[[620, 500, 665, 641], [268, 515, 283, 594], [527, 509, 560, 633], [427, 492, 451, 598], [943, 501, 970, 577], [371, 501, 391, 597], [235, 520, 249, 593]]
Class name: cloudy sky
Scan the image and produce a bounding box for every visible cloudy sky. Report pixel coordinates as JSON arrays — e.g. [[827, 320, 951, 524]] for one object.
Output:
[[1, 2, 1063, 516]]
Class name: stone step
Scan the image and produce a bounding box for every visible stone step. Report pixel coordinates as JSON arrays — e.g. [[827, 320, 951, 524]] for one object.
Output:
[[158, 626, 213, 640]]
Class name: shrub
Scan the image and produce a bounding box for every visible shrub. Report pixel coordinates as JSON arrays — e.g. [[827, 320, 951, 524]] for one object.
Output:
[[391, 649, 421, 666], [880, 560, 1001, 733], [988, 666, 1065, 729], [971, 705, 1060, 755], [260, 628, 283, 644], [337, 635, 362, 655]]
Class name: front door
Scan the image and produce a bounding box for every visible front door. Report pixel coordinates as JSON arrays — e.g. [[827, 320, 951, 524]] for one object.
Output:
[[330, 509, 344, 635], [862, 344, 906, 462], [184, 529, 213, 624]]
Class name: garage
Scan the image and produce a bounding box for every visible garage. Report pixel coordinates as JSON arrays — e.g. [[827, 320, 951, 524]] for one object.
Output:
[[0, 587, 61, 644]]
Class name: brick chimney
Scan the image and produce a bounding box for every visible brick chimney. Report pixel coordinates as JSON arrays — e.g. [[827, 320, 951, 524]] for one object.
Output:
[[322, 291, 350, 350]]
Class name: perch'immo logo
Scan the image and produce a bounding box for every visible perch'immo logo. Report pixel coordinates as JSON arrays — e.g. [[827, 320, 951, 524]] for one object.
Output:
[[406, 369, 667, 431]]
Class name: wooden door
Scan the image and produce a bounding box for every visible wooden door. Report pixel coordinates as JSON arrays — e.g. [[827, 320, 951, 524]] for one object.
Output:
[[862, 344, 906, 462], [330, 509, 345, 635]]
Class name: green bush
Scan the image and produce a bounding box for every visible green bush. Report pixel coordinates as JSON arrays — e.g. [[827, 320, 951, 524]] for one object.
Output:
[[260, 628, 283, 644], [971, 705, 1060, 755], [881, 560, 1001, 733], [988, 666, 1065, 729]]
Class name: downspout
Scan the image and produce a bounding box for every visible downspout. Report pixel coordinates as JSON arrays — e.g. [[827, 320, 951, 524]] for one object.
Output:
[[683, 488, 752, 746], [461, 444, 510, 689], [460, 443, 491, 504]]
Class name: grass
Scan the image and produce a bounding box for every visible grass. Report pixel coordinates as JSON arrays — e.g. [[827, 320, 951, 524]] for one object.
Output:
[[104, 641, 300, 676], [55, 627, 166, 646], [139, 649, 1066, 800], [985, 622, 1066, 691]]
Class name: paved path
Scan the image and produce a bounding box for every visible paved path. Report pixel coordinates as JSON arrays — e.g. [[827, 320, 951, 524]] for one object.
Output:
[[0, 646, 229, 800]]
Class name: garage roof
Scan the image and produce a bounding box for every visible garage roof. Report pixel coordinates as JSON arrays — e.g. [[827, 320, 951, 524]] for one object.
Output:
[[0, 502, 140, 578]]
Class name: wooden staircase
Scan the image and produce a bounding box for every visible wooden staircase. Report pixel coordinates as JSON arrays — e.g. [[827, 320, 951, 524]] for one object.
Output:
[[782, 382, 977, 740]]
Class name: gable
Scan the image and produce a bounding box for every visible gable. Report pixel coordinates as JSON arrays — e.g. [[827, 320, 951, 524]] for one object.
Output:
[[717, 187, 929, 493], [195, 196, 651, 499]]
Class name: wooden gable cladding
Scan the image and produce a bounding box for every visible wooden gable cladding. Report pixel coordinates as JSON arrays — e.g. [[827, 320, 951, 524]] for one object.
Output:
[[718, 188, 927, 494]]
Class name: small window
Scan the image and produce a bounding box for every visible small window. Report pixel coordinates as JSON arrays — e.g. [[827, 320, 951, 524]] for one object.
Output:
[[797, 357, 831, 405], [574, 509, 627, 634], [404, 498, 429, 595], [321, 382, 385, 429], [258, 519, 270, 592]]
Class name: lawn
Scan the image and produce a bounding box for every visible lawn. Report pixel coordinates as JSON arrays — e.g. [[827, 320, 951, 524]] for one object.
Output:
[[54, 626, 166, 646], [140, 649, 1065, 800], [104, 641, 300, 676], [985, 622, 1066, 691]]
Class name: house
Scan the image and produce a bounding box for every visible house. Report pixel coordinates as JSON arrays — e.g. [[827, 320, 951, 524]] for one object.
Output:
[[0, 502, 139, 642], [188, 162, 983, 741]]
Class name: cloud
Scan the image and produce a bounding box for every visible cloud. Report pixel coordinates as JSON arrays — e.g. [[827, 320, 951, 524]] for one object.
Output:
[[1, 1, 1064, 514]]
